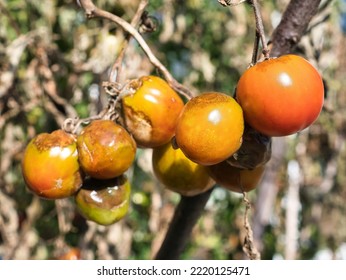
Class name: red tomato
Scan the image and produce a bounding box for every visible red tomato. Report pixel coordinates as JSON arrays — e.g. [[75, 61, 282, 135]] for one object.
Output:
[[236, 55, 324, 136]]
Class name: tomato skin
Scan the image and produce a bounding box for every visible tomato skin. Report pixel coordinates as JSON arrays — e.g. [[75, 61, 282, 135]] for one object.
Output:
[[122, 76, 185, 148], [207, 161, 265, 193], [152, 142, 214, 197], [175, 92, 244, 166], [77, 120, 136, 180], [236, 55, 324, 136], [75, 175, 130, 226], [21, 130, 83, 199]]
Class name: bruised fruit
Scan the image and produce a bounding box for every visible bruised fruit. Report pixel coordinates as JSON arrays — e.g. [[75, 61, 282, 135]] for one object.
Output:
[[77, 120, 136, 180], [75, 175, 131, 226], [175, 92, 244, 166], [227, 123, 272, 170], [21, 130, 83, 199], [152, 142, 214, 196], [122, 76, 185, 148], [207, 160, 265, 193]]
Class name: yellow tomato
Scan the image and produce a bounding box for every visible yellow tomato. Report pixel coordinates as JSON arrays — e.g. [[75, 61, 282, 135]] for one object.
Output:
[[122, 76, 185, 148], [175, 92, 244, 165], [152, 142, 214, 196]]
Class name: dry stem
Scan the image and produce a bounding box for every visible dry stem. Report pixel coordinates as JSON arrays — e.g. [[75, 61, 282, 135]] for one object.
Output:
[[109, 0, 149, 83], [78, 0, 193, 99], [242, 192, 261, 260], [218, 0, 247, 6], [250, 0, 270, 59]]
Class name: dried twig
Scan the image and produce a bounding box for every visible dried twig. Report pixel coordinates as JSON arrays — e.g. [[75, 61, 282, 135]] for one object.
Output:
[[0, 1, 21, 36], [249, 0, 270, 58], [78, 0, 193, 99], [242, 193, 261, 260], [0, 191, 19, 259], [0, 32, 35, 98], [109, 0, 149, 83], [36, 47, 77, 119], [4, 196, 42, 259], [218, 0, 246, 7]]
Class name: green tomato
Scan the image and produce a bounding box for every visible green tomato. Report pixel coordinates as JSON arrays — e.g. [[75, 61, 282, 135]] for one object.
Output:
[[75, 175, 131, 226]]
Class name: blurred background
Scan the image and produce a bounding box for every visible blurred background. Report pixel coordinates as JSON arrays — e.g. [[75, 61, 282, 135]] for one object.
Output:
[[1, 0, 345, 260]]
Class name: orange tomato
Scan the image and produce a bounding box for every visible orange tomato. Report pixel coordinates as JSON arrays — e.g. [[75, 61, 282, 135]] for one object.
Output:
[[21, 130, 83, 199], [175, 92, 244, 166], [77, 120, 136, 180], [152, 142, 214, 196], [122, 76, 184, 148], [207, 160, 265, 193], [57, 248, 81, 260], [236, 55, 324, 136]]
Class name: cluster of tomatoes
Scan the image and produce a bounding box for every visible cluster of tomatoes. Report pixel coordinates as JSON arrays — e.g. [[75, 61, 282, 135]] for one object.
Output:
[[21, 120, 134, 226], [21, 54, 324, 226]]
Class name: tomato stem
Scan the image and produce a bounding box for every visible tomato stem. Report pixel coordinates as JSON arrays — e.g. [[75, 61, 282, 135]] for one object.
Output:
[[242, 192, 261, 260], [251, 30, 260, 66], [250, 0, 270, 59], [78, 0, 194, 99], [109, 0, 149, 83]]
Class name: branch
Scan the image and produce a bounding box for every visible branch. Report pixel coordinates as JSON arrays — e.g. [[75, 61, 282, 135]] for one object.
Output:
[[78, 0, 193, 99], [154, 188, 213, 260], [270, 0, 322, 57], [0, 1, 21, 36], [109, 0, 149, 83]]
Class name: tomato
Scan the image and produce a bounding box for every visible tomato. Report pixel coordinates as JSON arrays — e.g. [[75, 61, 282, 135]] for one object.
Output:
[[56, 248, 81, 260], [74, 175, 131, 226], [77, 120, 136, 180], [21, 130, 83, 199], [152, 142, 214, 196], [236, 54, 324, 136], [122, 75, 185, 148], [227, 123, 272, 170], [175, 92, 244, 166], [207, 160, 265, 193]]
